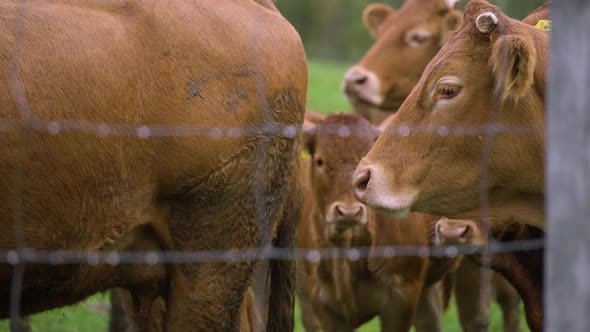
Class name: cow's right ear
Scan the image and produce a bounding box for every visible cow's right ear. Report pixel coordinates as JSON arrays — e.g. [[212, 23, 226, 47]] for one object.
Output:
[[302, 121, 316, 155], [363, 3, 395, 38]]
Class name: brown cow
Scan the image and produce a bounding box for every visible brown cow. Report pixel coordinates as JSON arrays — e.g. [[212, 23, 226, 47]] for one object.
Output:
[[343, 0, 463, 125], [353, 0, 549, 231], [346, 2, 523, 329], [434, 218, 544, 332], [0, 0, 306, 331], [296, 113, 459, 332]]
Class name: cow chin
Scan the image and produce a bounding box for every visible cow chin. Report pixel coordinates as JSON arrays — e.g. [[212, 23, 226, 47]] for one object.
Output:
[[357, 187, 418, 220]]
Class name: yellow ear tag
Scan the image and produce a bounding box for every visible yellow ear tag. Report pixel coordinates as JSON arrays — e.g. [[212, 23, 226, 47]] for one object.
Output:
[[534, 20, 551, 32], [301, 149, 310, 160]]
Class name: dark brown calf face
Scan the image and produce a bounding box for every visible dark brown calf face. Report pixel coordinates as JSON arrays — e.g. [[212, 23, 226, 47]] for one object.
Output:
[[343, 0, 462, 112], [353, 0, 549, 222], [304, 113, 380, 239]]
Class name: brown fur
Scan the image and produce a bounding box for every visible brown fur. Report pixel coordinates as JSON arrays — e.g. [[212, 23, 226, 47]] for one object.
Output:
[[355, 0, 550, 231], [109, 287, 262, 332], [435, 218, 544, 332], [297, 113, 459, 332], [0, 1, 306, 331], [344, 0, 463, 124]]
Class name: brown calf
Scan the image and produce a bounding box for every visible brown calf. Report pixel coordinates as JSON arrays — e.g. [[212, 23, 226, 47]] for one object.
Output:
[[297, 113, 458, 332], [435, 218, 544, 332], [0, 0, 306, 330], [343, 0, 463, 124], [354, 0, 549, 231]]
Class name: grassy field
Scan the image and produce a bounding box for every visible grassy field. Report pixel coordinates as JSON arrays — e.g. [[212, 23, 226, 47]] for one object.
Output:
[[0, 59, 529, 332]]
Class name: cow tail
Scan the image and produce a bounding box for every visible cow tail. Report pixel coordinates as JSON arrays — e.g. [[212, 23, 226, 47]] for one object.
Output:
[[266, 195, 300, 332]]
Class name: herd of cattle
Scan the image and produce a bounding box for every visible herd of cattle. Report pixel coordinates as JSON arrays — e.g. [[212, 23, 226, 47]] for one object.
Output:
[[0, 0, 549, 331]]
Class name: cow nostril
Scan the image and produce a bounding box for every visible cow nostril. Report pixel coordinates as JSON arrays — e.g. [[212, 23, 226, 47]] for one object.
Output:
[[354, 206, 363, 218], [335, 205, 344, 217], [354, 169, 370, 194], [354, 76, 368, 85], [459, 225, 471, 241]]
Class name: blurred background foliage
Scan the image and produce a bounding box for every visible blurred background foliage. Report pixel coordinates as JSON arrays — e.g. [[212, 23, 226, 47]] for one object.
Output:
[[275, 0, 548, 61]]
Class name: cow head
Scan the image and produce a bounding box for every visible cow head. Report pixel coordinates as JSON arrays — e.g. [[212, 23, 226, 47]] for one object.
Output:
[[353, 0, 549, 222], [303, 113, 380, 241], [343, 0, 462, 114]]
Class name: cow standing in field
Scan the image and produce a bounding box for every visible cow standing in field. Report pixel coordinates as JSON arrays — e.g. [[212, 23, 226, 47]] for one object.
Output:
[[345, 1, 523, 330], [0, 0, 306, 331], [296, 113, 459, 332], [353, 0, 550, 329], [353, 0, 548, 231], [434, 218, 544, 332]]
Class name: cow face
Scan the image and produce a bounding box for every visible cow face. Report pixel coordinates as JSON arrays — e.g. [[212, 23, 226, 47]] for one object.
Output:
[[303, 113, 380, 239], [343, 0, 462, 113], [353, 0, 548, 221]]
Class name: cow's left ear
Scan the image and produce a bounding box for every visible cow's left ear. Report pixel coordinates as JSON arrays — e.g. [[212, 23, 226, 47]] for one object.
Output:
[[440, 9, 462, 45], [443, 0, 460, 10], [363, 3, 395, 39], [491, 33, 537, 99]]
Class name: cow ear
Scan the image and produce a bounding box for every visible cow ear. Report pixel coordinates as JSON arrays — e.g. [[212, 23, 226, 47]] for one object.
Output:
[[440, 9, 462, 45], [491, 34, 537, 99], [302, 121, 316, 155], [363, 3, 395, 38], [443, 0, 460, 10]]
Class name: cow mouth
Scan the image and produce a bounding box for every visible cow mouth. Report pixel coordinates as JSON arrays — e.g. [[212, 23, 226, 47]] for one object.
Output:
[[346, 94, 401, 112], [326, 219, 363, 231]]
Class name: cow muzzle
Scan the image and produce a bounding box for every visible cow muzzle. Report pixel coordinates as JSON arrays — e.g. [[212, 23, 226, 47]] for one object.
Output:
[[326, 202, 367, 230], [342, 66, 384, 107], [435, 218, 476, 245], [353, 159, 417, 220]]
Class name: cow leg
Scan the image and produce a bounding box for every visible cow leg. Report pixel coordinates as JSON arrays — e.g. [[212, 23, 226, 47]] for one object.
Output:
[[313, 306, 353, 332], [9, 317, 31, 332], [454, 259, 492, 332], [296, 260, 322, 332], [109, 288, 133, 332], [164, 260, 255, 332], [413, 283, 443, 332], [380, 282, 422, 332], [492, 273, 521, 332]]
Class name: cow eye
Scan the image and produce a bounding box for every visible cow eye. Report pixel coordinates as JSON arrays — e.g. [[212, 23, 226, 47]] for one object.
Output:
[[433, 80, 462, 105], [438, 85, 460, 98], [315, 157, 324, 168]]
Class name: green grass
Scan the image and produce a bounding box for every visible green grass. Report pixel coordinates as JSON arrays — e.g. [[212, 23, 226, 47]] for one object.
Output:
[[0, 294, 110, 332], [0, 59, 529, 331], [307, 59, 354, 113]]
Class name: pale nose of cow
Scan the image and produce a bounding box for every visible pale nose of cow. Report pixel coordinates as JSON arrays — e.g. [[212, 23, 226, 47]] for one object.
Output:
[[334, 203, 364, 221], [344, 66, 369, 87], [436, 220, 472, 245], [352, 165, 372, 202]]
